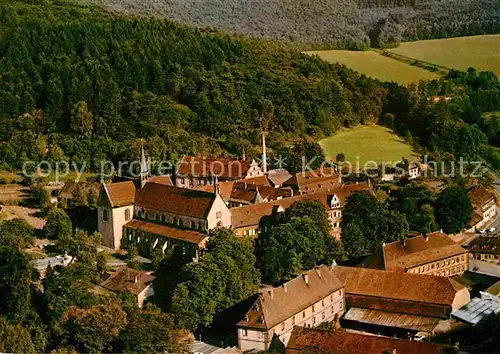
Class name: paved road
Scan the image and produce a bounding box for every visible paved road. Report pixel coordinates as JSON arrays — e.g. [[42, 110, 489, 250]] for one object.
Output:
[[469, 259, 500, 277]]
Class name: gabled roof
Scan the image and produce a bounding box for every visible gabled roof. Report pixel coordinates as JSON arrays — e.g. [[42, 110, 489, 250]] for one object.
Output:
[[238, 265, 344, 330], [283, 167, 341, 194], [230, 182, 291, 204], [124, 219, 208, 245], [468, 235, 500, 254], [104, 181, 137, 207], [286, 327, 450, 354], [99, 266, 155, 295], [176, 156, 256, 179], [468, 186, 495, 207], [194, 181, 235, 202], [135, 182, 217, 219], [375, 232, 468, 271], [331, 266, 465, 306], [230, 183, 372, 228], [148, 175, 173, 186], [230, 192, 329, 228], [238, 175, 271, 187]]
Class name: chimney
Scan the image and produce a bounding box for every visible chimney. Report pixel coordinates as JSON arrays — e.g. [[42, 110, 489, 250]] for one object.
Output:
[[303, 274, 309, 285], [214, 176, 220, 195], [134, 275, 138, 283], [315, 267, 322, 278], [402, 238, 407, 247], [283, 283, 287, 293], [268, 289, 274, 300], [330, 259, 337, 270], [424, 234, 429, 241]]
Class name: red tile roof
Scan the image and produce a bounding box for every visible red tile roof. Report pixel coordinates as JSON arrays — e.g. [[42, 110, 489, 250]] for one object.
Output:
[[135, 182, 216, 219], [176, 156, 255, 179], [286, 327, 450, 354], [105, 181, 137, 207], [148, 175, 173, 185], [99, 267, 155, 295], [238, 265, 344, 330], [124, 219, 208, 245], [331, 266, 465, 306], [468, 186, 494, 207], [373, 232, 468, 271], [231, 183, 372, 228], [283, 167, 341, 194]]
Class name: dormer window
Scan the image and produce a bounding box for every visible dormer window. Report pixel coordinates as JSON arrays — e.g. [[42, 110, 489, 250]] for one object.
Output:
[[252, 304, 259, 312]]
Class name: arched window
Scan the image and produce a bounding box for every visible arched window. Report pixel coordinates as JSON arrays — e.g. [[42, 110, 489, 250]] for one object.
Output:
[[124, 209, 131, 221], [102, 208, 109, 222]]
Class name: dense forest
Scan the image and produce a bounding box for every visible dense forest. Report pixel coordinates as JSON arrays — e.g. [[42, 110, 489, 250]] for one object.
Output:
[[88, 0, 500, 49], [0, 0, 388, 172], [0, 0, 499, 175]]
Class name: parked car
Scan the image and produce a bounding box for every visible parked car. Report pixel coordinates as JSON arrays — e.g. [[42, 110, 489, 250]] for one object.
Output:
[[413, 332, 427, 341], [489, 227, 496, 233]]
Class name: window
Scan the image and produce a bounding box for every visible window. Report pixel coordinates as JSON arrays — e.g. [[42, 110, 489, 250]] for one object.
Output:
[[242, 329, 248, 337], [302, 311, 306, 318], [321, 300, 325, 307], [191, 220, 195, 229], [216, 211, 222, 219], [281, 322, 285, 331], [340, 302, 343, 309], [331, 306, 334, 314], [124, 209, 130, 221], [292, 316, 295, 325], [312, 305, 315, 313], [102, 208, 109, 222], [312, 317, 316, 324], [330, 295, 333, 302], [338, 289, 342, 296]]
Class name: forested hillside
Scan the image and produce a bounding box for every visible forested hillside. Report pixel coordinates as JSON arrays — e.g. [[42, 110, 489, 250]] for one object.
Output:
[[0, 0, 498, 174], [0, 0, 386, 171], [88, 0, 500, 49]]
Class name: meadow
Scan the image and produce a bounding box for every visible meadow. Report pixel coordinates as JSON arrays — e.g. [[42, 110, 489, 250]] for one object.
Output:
[[305, 50, 440, 84], [389, 35, 500, 75], [319, 125, 419, 167]]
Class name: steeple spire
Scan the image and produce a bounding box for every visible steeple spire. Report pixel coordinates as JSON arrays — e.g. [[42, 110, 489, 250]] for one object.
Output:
[[140, 141, 148, 188]]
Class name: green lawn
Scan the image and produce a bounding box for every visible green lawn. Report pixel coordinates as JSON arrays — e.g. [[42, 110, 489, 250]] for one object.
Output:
[[319, 125, 418, 167], [305, 50, 439, 84], [390, 35, 500, 76]]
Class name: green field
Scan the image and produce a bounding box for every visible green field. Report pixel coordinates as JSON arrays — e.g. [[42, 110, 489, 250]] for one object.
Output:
[[319, 125, 418, 167], [390, 35, 500, 76], [305, 50, 440, 84]]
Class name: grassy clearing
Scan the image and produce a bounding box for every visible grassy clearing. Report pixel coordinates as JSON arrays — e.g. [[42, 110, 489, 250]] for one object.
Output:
[[305, 50, 440, 84], [319, 125, 418, 167], [389, 35, 500, 76]]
